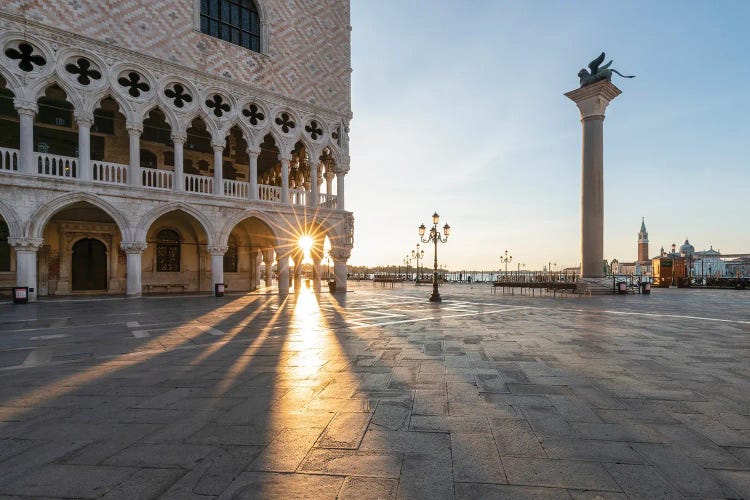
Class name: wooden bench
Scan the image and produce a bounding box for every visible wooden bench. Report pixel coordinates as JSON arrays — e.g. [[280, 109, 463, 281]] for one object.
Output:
[[145, 284, 187, 294]]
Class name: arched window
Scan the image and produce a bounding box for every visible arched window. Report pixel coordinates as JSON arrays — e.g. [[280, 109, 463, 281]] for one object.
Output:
[[224, 236, 238, 272], [200, 0, 261, 52], [156, 229, 180, 272], [0, 221, 10, 272]]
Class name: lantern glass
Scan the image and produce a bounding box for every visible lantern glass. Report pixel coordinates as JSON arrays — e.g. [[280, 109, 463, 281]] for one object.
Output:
[[418, 224, 426, 237], [432, 212, 440, 225], [443, 223, 450, 236]]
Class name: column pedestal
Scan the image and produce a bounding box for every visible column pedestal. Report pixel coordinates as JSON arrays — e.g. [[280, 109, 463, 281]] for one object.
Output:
[[209, 246, 227, 296], [121, 242, 147, 297], [276, 250, 290, 294], [565, 80, 621, 279], [10, 238, 43, 302], [331, 247, 351, 293]]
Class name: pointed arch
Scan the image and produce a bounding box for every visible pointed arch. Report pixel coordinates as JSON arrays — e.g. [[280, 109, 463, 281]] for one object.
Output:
[[0, 198, 23, 239], [140, 102, 179, 133], [84, 90, 135, 124], [28, 192, 131, 240], [219, 209, 281, 248], [0, 67, 21, 98], [135, 201, 217, 246], [26, 76, 82, 110]]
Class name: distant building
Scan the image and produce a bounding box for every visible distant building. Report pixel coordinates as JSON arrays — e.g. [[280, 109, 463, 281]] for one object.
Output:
[[611, 218, 651, 276]]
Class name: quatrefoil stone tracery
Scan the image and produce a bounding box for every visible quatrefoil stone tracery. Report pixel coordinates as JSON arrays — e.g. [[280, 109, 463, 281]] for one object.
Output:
[[117, 71, 150, 98], [275, 113, 296, 134], [242, 104, 265, 126], [305, 120, 323, 140], [65, 58, 101, 85], [164, 84, 192, 108], [206, 94, 230, 117], [5, 43, 46, 72]]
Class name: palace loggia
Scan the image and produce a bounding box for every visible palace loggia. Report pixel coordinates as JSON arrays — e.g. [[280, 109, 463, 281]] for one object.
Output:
[[0, 0, 354, 300]]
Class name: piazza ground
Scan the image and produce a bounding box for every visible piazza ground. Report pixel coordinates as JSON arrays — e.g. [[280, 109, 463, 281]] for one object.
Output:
[[0, 283, 748, 499]]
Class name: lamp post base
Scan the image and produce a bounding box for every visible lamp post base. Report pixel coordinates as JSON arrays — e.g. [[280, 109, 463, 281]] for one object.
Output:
[[429, 292, 442, 302]]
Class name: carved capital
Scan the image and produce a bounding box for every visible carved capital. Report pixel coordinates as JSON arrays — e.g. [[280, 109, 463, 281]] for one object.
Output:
[[126, 122, 143, 135], [247, 146, 261, 157], [211, 142, 225, 152], [171, 133, 187, 144], [335, 155, 350, 175], [208, 245, 228, 256], [8, 237, 44, 252], [330, 247, 351, 261], [120, 241, 147, 254], [564, 80, 621, 119], [74, 111, 95, 127], [13, 99, 38, 116]]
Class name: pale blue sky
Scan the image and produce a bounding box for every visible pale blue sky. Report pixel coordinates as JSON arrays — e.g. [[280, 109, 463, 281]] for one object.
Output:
[[346, 1, 750, 270]]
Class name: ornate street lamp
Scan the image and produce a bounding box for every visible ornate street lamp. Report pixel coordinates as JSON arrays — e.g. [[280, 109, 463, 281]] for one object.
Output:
[[419, 212, 450, 302], [412, 244, 424, 284], [403, 254, 412, 281], [500, 249, 513, 278]]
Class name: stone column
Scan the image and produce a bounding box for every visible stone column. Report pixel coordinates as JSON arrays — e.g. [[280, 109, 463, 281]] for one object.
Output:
[[325, 171, 335, 198], [212, 143, 224, 196], [209, 245, 227, 295], [293, 254, 304, 292], [127, 123, 142, 187], [263, 249, 274, 287], [248, 248, 259, 289], [121, 241, 147, 297], [172, 133, 185, 192], [248, 147, 260, 200], [336, 171, 346, 211], [330, 247, 350, 292], [565, 81, 621, 278], [280, 154, 291, 205], [309, 162, 319, 208], [312, 257, 322, 292], [276, 248, 290, 294], [75, 112, 93, 181], [14, 100, 37, 174], [9, 238, 43, 302]]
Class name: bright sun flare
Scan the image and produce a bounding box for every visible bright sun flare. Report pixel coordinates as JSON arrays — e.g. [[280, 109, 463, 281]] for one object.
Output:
[[298, 235, 314, 252]]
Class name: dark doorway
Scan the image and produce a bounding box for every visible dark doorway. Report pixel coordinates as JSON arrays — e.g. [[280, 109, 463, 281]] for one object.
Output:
[[72, 238, 107, 291]]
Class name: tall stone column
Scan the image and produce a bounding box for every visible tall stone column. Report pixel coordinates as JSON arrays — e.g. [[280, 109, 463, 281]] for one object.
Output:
[[248, 147, 260, 200], [263, 249, 274, 288], [9, 238, 43, 302], [309, 162, 319, 208], [127, 123, 142, 187], [276, 247, 290, 294], [14, 100, 37, 174], [280, 154, 291, 205], [75, 112, 93, 181], [293, 254, 304, 292], [330, 247, 351, 293], [172, 134, 185, 192], [209, 245, 227, 295], [325, 171, 335, 199], [121, 241, 147, 297], [312, 257, 322, 292], [565, 81, 621, 278], [212, 143, 224, 196], [249, 249, 259, 290], [336, 171, 346, 211]]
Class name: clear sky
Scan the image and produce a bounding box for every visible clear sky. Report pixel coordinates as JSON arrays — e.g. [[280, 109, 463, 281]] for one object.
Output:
[[345, 1, 750, 271]]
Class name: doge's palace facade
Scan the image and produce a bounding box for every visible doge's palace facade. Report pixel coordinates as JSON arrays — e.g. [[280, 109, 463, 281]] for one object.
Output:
[[0, 0, 354, 300]]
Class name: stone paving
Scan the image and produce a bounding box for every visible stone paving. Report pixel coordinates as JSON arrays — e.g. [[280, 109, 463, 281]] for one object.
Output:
[[0, 283, 748, 499]]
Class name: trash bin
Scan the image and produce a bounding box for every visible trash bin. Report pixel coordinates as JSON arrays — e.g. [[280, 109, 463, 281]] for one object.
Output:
[[328, 280, 336, 293], [617, 282, 627, 294], [214, 283, 225, 297], [641, 282, 651, 295], [12, 286, 29, 304]]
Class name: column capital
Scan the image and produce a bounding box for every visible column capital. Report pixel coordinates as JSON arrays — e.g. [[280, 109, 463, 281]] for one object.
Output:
[[208, 245, 228, 256], [324, 170, 336, 181], [171, 133, 187, 144], [330, 247, 351, 261], [8, 237, 44, 252], [564, 80, 621, 119], [13, 99, 37, 116], [247, 146, 261, 157], [126, 122, 143, 135], [279, 153, 292, 163], [74, 111, 95, 127], [120, 241, 147, 254], [211, 142, 224, 152]]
